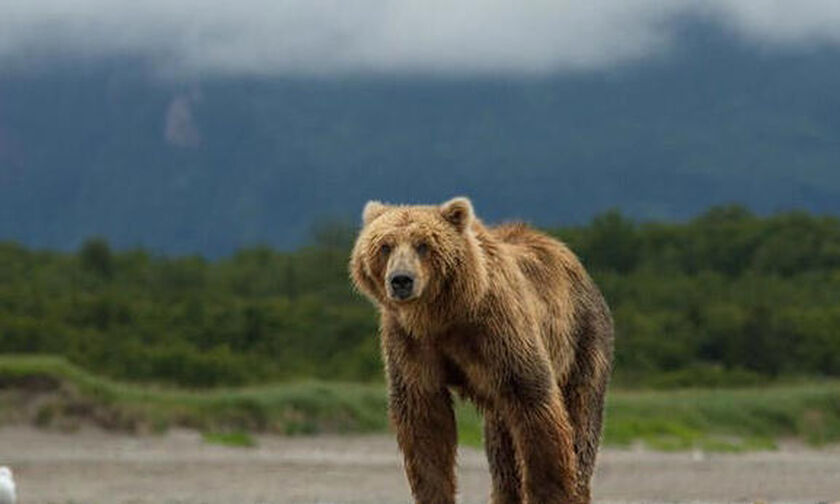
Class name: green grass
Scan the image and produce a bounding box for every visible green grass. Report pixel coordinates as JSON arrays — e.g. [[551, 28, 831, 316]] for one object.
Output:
[[605, 384, 840, 451], [203, 430, 257, 447], [2, 355, 839, 451], [0, 355, 388, 436]]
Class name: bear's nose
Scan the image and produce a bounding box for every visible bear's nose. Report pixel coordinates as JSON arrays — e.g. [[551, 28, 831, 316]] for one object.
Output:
[[389, 273, 414, 299]]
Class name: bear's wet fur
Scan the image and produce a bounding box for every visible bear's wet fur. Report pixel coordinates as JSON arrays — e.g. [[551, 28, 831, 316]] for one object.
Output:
[[350, 197, 614, 504]]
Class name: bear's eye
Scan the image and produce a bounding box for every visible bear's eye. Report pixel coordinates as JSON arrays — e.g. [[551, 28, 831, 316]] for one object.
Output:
[[379, 243, 392, 256], [415, 242, 429, 256]]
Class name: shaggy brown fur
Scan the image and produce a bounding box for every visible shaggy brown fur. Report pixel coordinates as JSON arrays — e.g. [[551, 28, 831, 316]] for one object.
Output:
[[350, 197, 614, 504]]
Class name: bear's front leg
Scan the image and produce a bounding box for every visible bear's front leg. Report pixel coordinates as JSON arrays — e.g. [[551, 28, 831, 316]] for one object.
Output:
[[388, 370, 457, 504], [383, 323, 457, 504], [484, 412, 523, 504], [497, 365, 579, 504]]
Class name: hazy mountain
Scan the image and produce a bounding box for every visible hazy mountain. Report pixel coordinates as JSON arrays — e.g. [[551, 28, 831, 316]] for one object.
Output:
[[2, 26, 840, 256]]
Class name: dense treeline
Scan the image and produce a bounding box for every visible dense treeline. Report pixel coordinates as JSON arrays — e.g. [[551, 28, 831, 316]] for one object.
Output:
[[556, 206, 840, 385], [1, 206, 839, 387]]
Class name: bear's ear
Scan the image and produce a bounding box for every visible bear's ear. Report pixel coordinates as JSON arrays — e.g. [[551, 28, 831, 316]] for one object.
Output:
[[440, 197, 474, 233], [362, 200, 388, 225]]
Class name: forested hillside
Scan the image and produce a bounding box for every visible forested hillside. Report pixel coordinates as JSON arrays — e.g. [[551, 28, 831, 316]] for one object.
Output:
[[1, 206, 838, 388], [3, 25, 840, 255]]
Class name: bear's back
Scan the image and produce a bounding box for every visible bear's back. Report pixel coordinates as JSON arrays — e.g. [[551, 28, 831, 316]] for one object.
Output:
[[489, 222, 586, 290]]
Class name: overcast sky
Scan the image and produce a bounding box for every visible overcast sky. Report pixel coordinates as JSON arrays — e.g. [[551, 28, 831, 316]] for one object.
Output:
[[1, 1, 840, 77]]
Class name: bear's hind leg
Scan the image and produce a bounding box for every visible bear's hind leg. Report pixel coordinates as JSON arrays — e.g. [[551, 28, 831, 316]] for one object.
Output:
[[484, 412, 522, 504], [563, 380, 607, 504], [563, 322, 612, 504]]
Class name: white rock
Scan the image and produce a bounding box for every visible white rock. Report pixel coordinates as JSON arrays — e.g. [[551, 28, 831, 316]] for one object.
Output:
[[0, 466, 15, 504]]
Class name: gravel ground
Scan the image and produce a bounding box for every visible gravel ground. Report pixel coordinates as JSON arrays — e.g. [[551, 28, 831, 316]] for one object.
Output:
[[1, 426, 838, 503]]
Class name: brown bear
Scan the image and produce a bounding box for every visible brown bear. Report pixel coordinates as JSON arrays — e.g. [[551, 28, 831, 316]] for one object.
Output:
[[350, 197, 613, 504]]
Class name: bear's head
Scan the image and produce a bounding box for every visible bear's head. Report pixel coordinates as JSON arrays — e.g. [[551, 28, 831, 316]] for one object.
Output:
[[350, 197, 489, 314]]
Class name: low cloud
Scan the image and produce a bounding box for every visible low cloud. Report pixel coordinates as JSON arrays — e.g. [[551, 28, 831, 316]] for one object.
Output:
[[705, 0, 840, 45], [1, 1, 839, 77]]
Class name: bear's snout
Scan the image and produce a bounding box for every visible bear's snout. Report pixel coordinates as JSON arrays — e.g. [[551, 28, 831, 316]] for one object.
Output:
[[388, 272, 415, 300]]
